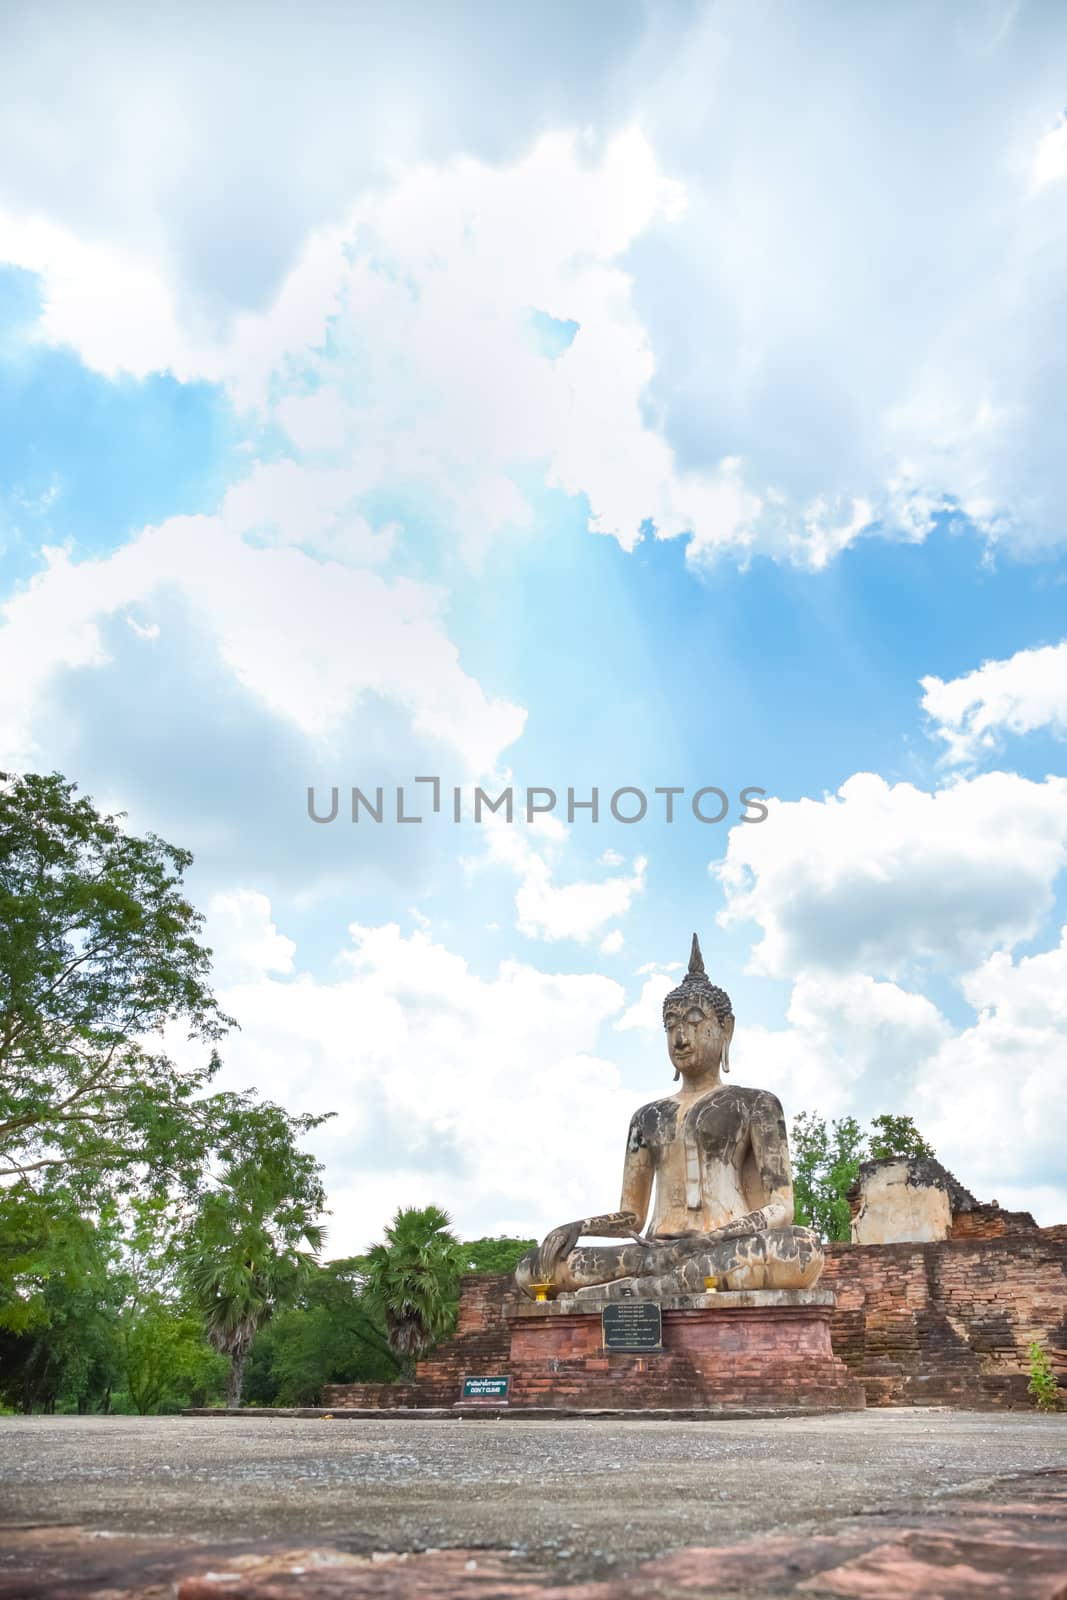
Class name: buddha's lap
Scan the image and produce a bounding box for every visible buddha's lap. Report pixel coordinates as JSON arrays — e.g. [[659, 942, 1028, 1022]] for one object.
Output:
[[551, 1225, 822, 1293], [571, 1224, 820, 1265]]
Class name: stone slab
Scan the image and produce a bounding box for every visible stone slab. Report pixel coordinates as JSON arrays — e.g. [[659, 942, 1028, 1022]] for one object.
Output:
[[184, 1405, 849, 1421], [3, 1442, 1065, 1599], [508, 1287, 836, 1316]]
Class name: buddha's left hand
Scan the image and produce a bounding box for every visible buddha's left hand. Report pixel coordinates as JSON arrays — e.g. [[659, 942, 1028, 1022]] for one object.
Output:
[[702, 1208, 772, 1243]]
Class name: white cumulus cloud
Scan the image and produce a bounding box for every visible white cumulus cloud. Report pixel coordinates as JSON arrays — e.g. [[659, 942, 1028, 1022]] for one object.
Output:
[[7, 4, 1067, 567], [716, 771, 1067, 980], [470, 816, 647, 944], [205, 889, 296, 986], [915, 928, 1067, 1211], [182, 916, 632, 1252], [921, 640, 1067, 765], [0, 507, 525, 776]]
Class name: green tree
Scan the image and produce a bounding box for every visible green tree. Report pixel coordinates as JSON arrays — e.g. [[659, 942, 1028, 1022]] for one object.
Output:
[[868, 1114, 936, 1161], [121, 1302, 226, 1415], [244, 1258, 401, 1406], [461, 1236, 536, 1275], [183, 1161, 326, 1408], [0, 1189, 124, 1413], [791, 1111, 937, 1242], [791, 1112, 866, 1242], [0, 771, 331, 1410], [0, 1187, 234, 1415], [0, 770, 327, 1208], [360, 1205, 466, 1377]]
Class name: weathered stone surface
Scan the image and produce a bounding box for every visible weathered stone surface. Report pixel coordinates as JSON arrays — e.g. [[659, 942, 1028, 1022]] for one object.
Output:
[[541, 1287, 837, 1313], [849, 1155, 1040, 1246], [175, 1548, 546, 1598], [850, 1159, 954, 1243], [792, 1531, 1067, 1598], [950, 1203, 1043, 1241], [514, 933, 824, 1302], [311, 1382, 420, 1410], [3, 1444, 1066, 1599]]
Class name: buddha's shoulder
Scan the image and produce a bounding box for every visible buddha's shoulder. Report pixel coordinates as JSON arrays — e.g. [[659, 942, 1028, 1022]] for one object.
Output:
[[715, 1083, 784, 1110], [705, 1084, 786, 1123], [627, 1096, 681, 1144], [627, 1085, 784, 1141]]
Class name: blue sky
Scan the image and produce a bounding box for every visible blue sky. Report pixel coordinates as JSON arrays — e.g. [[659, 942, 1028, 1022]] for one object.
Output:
[[2, 1, 1067, 1248]]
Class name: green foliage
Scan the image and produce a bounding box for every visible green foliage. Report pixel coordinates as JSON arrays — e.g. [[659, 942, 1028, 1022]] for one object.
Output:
[[0, 771, 330, 1213], [1027, 1341, 1062, 1412], [868, 1114, 936, 1162], [791, 1111, 937, 1242], [0, 1189, 124, 1412], [461, 1236, 537, 1275], [242, 1235, 539, 1405], [0, 770, 332, 1413], [791, 1113, 865, 1242], [0, 1187, 231, 1415], [122, 1303, 227, 1414], [182, 1160, 326, 1407], [243, 1259, 400, 1406], [360, 1204, 466, 1377]]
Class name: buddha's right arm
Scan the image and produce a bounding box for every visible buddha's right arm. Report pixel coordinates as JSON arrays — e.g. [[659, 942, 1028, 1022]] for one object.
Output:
[[619, 1136, 653, 1232], [535, 1142, 652, 1275]]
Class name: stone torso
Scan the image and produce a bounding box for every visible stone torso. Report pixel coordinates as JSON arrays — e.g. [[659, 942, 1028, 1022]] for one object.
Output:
[[628, 1085, 785, 1237]]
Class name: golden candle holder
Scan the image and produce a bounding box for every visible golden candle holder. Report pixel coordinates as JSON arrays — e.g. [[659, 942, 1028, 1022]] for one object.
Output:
[[530, 1281, 553, 1303], [703, 1275, 719, 1294]]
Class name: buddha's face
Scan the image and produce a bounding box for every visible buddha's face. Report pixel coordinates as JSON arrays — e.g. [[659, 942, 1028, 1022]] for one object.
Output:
[[664, 1001, 724, 1081]]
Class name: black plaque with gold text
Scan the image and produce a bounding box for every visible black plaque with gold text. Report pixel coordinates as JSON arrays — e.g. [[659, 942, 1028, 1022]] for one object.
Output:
[[601, 1301, 663, 1352]]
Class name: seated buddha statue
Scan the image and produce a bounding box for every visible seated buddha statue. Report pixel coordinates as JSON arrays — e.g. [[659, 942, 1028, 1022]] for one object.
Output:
[[516, 935, 824, 1301]]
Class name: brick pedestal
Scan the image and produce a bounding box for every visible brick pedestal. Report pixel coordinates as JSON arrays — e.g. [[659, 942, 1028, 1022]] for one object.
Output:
[[321, 1233, 1066, 1414], [503, 1289, 865, 1412]]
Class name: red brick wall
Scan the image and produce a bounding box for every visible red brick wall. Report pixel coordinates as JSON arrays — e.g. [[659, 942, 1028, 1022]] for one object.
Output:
[[412, 1273, 514, 1403], [823, 1225, 1067, 1407], [320, 1382, 419, 1409], [323, 1233, 1067, 1411], [322, 1275, 513, 1409], [506, 1304, 864, 1410], [452, 1273, 513, 1339], [949, 1206, 1038, 1241]]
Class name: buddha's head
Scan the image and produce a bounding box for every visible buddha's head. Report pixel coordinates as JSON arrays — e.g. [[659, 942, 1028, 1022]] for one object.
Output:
[[663, 933, 734, 1084]]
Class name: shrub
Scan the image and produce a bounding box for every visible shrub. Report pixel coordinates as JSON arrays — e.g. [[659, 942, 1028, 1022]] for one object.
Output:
[[1027, 1341, 1061, 1413]]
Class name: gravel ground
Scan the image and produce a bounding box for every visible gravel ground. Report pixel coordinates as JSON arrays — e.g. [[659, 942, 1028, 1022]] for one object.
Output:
[[1, 1410, 1065, 1580]]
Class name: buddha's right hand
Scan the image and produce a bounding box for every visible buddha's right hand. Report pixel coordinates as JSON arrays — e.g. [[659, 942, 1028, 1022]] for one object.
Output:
[[533, 1221, 584, 1281], [534, 1211, 641, 1280]]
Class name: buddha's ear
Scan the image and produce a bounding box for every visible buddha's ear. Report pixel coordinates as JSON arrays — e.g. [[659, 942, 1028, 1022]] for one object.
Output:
[[722, 1014, 735, 1073]]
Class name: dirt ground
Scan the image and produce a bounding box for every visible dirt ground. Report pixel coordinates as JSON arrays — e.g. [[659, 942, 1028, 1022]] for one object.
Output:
[[2, 1409, 1065, 1586]]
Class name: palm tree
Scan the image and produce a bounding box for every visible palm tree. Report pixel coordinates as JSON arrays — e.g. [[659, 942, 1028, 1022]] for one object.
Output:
[[360, 1205, 465, 1377], [184, 1172, 324, 1408]]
